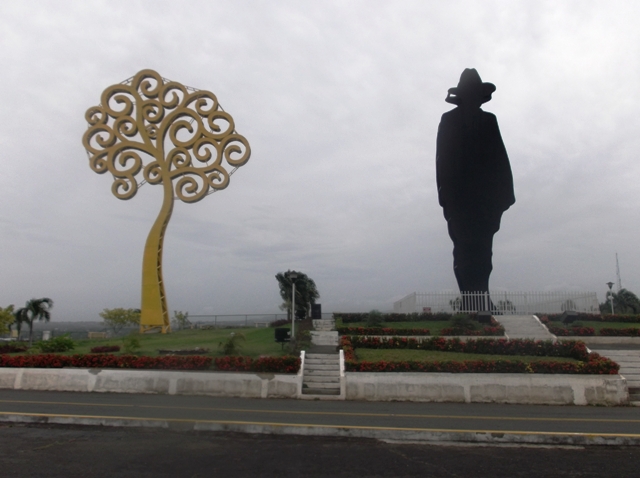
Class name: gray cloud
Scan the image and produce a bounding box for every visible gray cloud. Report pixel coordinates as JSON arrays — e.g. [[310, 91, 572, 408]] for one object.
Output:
[[1, 0, 639, 320]]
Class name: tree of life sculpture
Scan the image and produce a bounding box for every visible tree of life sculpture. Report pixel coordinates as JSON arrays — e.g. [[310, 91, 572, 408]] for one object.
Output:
[[83, 69, 251, 333]]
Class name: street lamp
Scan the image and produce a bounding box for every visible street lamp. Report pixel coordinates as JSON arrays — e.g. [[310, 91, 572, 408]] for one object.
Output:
[[288, 271, 298, 340], [606, 282, 615, 315]]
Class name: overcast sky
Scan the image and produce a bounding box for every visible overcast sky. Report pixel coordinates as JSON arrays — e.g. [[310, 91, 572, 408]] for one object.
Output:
[[1, 0, 639, 321]]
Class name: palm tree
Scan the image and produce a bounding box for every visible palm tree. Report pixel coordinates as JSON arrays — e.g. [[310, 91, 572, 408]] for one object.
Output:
[[599, 289, 640, 315], [13, 307, 29, 341], [275, 271, 320, 320], [19, 298, 53, 346]]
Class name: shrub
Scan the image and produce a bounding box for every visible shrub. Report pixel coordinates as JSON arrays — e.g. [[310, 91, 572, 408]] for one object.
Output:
[[218, 332, 245, 355], [171, 310, 191, 330], [451, 314, 477, 331], [270, 319, 290, 327], [122, 335, 141, 354], [100, 308, 140, 335], [36, 335, 75, 353], [90, 345, 121, 353], [366, 310, 384, 328], [0, 305, 15, 335]]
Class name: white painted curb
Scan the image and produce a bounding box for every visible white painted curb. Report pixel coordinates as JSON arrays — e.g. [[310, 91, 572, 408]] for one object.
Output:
[[0, 367, 629, 405]]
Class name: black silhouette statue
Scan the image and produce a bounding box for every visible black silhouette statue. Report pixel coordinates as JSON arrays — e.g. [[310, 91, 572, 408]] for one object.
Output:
[[436, 69, 515, 308]]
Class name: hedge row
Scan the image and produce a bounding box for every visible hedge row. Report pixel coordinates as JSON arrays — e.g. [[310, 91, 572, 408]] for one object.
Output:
[[600, 328, 640, 337], [336, 327, 431, 336], [548, 326, 640, 337], [0, 354, 301, 373], [336, 325, 504, 337], [0, 354, 213, 370], [334, 312, 458, 324], [340, 336, 618, 374], [544, 313, 640, 323]]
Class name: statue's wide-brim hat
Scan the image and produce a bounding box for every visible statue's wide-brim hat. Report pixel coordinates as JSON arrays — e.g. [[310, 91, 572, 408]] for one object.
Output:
[[446, 68, 496, 105]]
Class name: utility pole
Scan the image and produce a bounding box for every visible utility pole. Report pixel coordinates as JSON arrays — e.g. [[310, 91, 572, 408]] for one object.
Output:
[[616, 253, 622, 292]]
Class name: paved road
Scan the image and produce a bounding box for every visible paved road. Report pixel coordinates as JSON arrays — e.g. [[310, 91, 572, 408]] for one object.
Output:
[[1, 390, 639, 445], [2, 422, 640, 477]]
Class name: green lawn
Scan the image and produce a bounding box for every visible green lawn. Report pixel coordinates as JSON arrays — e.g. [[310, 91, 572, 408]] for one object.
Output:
[[67, 327, 291, 358], [355, 348, 581, 364]]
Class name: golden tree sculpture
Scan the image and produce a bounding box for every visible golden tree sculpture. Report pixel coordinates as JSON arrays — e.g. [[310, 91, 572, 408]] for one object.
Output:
[[82, 69, 251, 333]]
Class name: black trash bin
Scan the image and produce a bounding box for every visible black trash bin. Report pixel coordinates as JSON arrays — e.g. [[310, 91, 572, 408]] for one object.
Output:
[[274, 328, 290, 343]]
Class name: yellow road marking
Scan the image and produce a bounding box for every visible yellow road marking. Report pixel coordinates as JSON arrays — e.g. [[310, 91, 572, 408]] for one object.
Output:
[[0, 399, 639, 424], [2, 411, 640, 438]]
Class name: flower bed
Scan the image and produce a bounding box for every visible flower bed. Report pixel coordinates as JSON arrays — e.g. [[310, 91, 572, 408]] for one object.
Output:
[[90, 345, 121, 353], [0, 353, 301, 373], [214, 355, 300, 373], [548, 326, 596, 337], [346, 357, 616, 374], [599, 314, 640, 323], [599, 328, 640, 337], [0, 344, 28, 354], [158, 347, 210, 355], [336, 327, 431, 336], [0, 354, 213, 370], [340, 336, 619, 375], [540, 315, 640, 336]]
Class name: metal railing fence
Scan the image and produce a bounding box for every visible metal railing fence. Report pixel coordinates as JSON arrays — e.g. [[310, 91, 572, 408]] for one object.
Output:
[[188, 313, 334, 328], [394, 291, 600, 315]]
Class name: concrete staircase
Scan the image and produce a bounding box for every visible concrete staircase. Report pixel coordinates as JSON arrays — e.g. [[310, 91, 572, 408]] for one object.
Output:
[[496, 315, 557, 341], [312, 319, 335, 331], [302, 353, 341, 396], [301, 318, 342, 397], [593, 350, 640, 404], [310, 319, 339, 347]]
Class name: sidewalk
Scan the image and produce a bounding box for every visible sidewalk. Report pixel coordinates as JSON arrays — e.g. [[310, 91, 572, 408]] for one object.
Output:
[[1, 389, 639, 446]]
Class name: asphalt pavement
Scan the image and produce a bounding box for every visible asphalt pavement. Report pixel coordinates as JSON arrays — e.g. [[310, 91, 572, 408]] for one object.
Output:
[[1, 389, 639, 446], [3, 423, 640, 478]]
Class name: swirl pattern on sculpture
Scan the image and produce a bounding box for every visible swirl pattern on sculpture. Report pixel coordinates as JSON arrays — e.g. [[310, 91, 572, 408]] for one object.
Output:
[[82, 69, 251, 202]]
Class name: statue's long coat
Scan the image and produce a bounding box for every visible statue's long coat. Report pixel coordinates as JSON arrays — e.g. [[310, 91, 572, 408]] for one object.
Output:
[[436, 107, 515, 221]]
